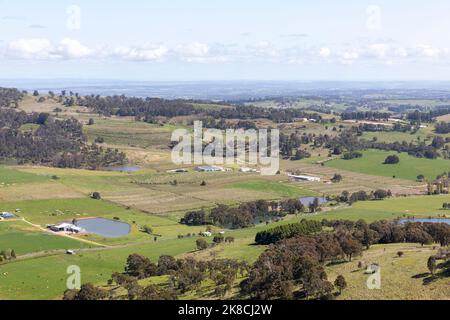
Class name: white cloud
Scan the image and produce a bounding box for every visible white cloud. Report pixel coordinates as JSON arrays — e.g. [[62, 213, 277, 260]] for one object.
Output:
[[342, 50, 359, 62], [174, 42, 233, 63], [5, 37, 450, 67], [319, 47, 331, 58], [57, 38, 92, 59], [176, 42, 210, 57], [395, 47, 408, 57], [184, 56, 230, 63], [6, 38, 93, 60], [418, 45, 441, 58], [112, 45, 168, 61], [7, 38, 54, 59], [367, 43, 390, 59]]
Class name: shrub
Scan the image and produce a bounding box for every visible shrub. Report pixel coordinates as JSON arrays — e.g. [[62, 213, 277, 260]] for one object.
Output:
[[343, 151, 363, 160], [384, 155, 400, 165], [196, 239, 209, 251], [91, 192, 102, 200]]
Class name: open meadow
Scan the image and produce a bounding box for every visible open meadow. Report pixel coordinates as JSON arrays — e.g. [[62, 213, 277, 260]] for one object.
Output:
[[327, 149, 450, 181]]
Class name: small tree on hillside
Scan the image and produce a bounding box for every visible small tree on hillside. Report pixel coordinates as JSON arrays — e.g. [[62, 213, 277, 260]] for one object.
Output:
[[427, 256, 437, 275], [334, 275, 347, 295], [196, 239, 209, 251]]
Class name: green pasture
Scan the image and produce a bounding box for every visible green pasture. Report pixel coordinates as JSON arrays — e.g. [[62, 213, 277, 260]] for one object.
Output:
[[0, 220, 92, 256], [327, 149, 450, 181], [225, 180, 317, 198]]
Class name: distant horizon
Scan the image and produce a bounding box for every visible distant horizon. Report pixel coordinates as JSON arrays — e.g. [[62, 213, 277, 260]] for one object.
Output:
[[5, 78, 450, 83], [4, 78, 450, 100]]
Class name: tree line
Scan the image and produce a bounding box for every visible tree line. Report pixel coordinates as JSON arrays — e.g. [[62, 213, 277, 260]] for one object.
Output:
[[0, 87, 23, 109], [242, 218, 450, 300], [0, 109, 126, 169], [180, 198, 319, 230]]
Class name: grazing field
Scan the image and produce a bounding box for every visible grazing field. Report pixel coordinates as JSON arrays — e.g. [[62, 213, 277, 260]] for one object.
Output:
[[248, 99, 349, 111], [0, 181, 83, 202], [102, 172, 315, 214], [378, 99, 450, 107], [0, 197, 210, 245], [84, 117, 181, 150], [326, 149, 450, 181], [314, 194, 450, 222], [361, 130, 428, 144], [0, 220, 92, 255], [0, 237, 198, 300], [327, 243, 450, 300], [0, 191, 448, 299], [226, 180, 317, 198], [282, 160, 424, 196], [0, 167, 49, 185]]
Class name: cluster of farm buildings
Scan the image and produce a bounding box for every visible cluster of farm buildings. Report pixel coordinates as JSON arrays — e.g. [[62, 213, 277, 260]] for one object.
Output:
[[46, 223, 85, 234]]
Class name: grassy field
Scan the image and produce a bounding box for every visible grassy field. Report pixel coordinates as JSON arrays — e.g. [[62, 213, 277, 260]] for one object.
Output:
[[0, 167, 49, 185], [0, 220, 92, 255], [0, 192, 447, 299], [327, 243, 449, 300], [327, 149, 450, 181], [313, 194, 450, 222], [0, 237, 198, 300], [83, 117, 182, 150], [225, 180, 317, 198], [377, 99, 450, 107], [0, 197, 209, 245], [361, 130, 429, 144]]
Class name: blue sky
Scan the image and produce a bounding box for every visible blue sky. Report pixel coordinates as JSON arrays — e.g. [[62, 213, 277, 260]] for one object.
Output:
[[1, 0, 450, 80]]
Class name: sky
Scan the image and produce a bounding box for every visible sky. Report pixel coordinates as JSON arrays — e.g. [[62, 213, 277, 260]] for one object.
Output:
[[1, 0, 450, 81]]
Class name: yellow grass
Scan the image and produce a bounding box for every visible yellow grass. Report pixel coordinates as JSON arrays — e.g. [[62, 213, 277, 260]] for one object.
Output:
[[327, 243, 450, 300], [0, 181, 83, 201]]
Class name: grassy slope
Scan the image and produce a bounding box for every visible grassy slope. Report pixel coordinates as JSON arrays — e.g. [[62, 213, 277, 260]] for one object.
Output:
[[0, 237, 197, 300], [327, 243, 449, 300], [327, 149, 450, 181], [2, 193, 449, 299]]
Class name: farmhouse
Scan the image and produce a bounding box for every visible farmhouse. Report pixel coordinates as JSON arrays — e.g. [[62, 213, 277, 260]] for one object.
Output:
[[288, 174, 321, 182], [200, 231, 212, 237], [194, 166, 224, 172], [239, 167, 257, 173], [48, 223, 84, 234]]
